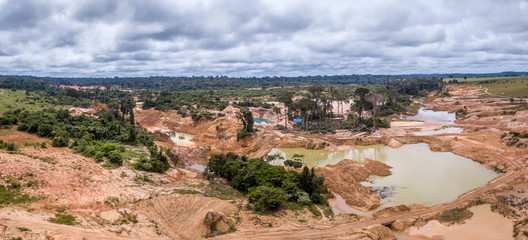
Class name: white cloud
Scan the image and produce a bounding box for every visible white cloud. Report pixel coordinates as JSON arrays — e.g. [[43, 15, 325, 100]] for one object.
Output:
[[0, 0, 526, 76]]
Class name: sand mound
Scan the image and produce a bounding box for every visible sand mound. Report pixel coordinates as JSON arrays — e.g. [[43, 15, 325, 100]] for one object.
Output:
[[136, 194, 238, 239], [316, 159, 392, 211]]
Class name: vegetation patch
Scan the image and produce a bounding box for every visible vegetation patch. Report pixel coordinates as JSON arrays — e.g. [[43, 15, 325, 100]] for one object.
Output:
[[204, 152, 327, 212], [306, 204, 322, 219], [49, 214, 78, 226], [16, 227, 30, 232], [501, 131, 528, 148], [439, 208, 473, 224], [0, 184, 33, 207], [456, 76, 528, 97], [134, 175, 154, 183], [203, 182, 243, 200], [0, 140, 18, 152], [172, 189, 201, 195]]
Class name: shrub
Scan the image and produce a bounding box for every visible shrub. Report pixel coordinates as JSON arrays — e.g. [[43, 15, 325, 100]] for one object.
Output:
[[249, 186, 287, 212], [52, 137, 68, 147], [284, 159, 303, 168], [296, 191, 311, 205], [2, 141, 18, 151], [99, 143, 117, 155], [94, 151, 105, 162], [309, 193, 328, 205], [236, 128, 252, 140], [133, 146, 171, 173], [108, 150, 123, 165], [49, 214, 77, 226], [37, 124, 53, 137]]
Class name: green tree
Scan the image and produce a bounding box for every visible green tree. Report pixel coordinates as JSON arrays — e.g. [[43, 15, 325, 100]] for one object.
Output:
[[108, 150, 123, 165], [249, 186, 287, 212], [277, 90, 294, 129], [237, 108, 254, 140], [52, 137, 68, 147]]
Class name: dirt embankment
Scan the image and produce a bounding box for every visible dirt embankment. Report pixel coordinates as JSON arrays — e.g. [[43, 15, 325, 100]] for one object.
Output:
[[0, 128, 234, 240], [136, 194, 238, 239], [316, 159, 392, 211], [135, 107, 334, 162]]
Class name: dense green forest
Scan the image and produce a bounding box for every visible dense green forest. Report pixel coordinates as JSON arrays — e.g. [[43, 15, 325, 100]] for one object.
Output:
[[0, 106, 172, 173], [1, 72, 525, 91]]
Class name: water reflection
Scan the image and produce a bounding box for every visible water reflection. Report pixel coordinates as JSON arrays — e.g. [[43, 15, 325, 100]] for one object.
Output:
[[269, 143, 499, 207]]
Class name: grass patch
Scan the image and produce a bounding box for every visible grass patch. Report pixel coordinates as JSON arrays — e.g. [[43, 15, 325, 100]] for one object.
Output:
[[0, 129, 14, 136], [134, 175, 154, 183], [0, 185, 33, 207], [306, 204, 322, 219], [281, 201, 305, 211], [39, 156, 57, 165], [507, 104, 528, 111], [121, 150, 145, 160], [0, 89, 69, 112], [104, 197, 120, 208], [323, 207, 334, 219], [172, 189, 201, 195], [126, 214, 138, 224], [16, 227, 30, 232], [101, 162, 121, 170], [455, 76, 528, 97], [203, 182, 243, 200], [49, 214, 77, 226]]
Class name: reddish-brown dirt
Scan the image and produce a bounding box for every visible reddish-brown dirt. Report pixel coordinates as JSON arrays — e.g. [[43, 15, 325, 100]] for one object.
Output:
[[316, 159, 392, 211]]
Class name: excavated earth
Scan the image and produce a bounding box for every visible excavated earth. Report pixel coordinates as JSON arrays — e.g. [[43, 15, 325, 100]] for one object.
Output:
[[1, 84, 527, 239]]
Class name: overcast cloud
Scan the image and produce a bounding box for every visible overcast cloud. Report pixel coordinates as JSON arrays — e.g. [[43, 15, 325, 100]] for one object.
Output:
[[0, 0, 527, 77]]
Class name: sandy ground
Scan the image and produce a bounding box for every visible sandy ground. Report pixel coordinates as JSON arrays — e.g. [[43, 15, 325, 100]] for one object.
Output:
[[407, 204, 514, 240]]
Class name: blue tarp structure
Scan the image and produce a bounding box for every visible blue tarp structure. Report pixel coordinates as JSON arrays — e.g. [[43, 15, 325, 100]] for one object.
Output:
[[293, 118, 302, 123]]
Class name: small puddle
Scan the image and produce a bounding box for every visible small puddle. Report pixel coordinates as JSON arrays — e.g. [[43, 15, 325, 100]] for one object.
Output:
[[100, 210, 120, 222], [190, 164, 206, 172], [254, 118, 271, 125], [412, 127, 464, 136], [167, 132, 194, 146], [269, 143, 499, 208], [406, 108, 456, 125]]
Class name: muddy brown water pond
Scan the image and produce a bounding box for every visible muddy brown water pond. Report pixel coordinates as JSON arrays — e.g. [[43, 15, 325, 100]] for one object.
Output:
[[268, 143, 499, 207]]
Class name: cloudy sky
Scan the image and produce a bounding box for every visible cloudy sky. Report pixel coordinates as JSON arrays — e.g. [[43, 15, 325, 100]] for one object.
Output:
[[0, 0, 527, 77]]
